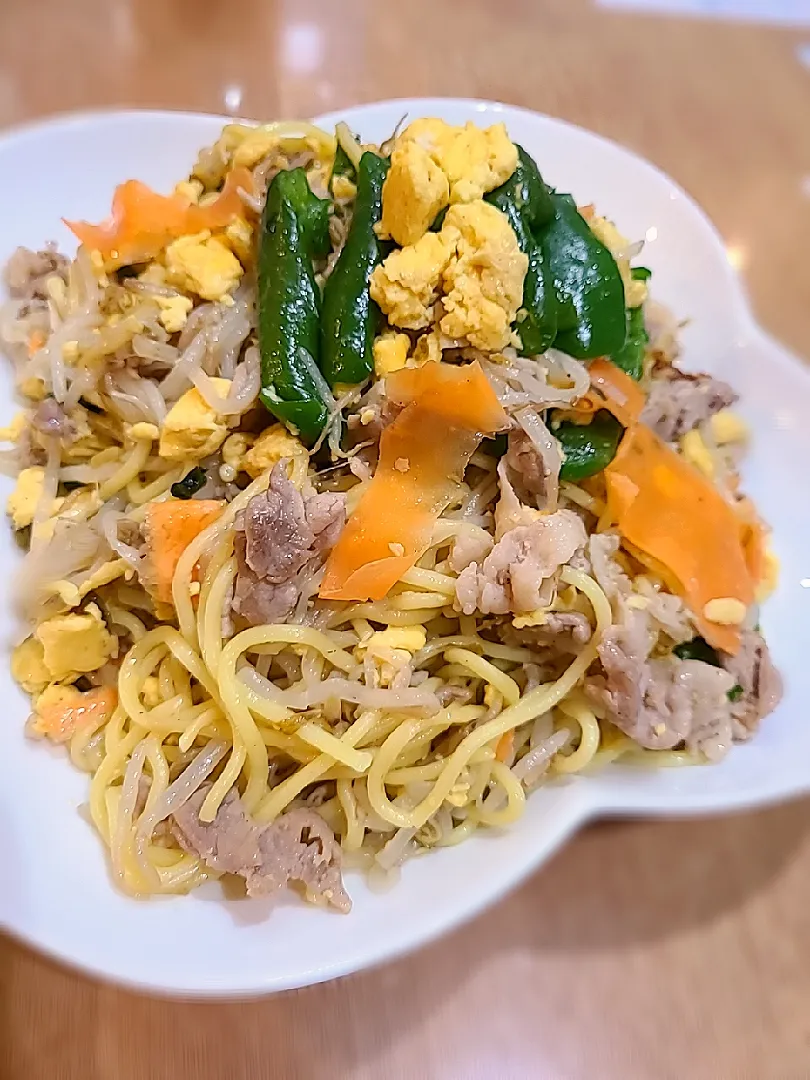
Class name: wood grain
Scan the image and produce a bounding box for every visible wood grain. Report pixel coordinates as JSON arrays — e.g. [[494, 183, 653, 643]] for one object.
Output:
[[1, 1, 809, 1077]]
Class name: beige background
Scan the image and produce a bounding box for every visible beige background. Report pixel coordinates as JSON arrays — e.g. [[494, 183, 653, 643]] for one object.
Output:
[[2, 1, 810, 1077]]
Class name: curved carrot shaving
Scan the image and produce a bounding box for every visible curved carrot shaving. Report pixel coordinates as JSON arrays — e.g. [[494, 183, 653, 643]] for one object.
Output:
[[64, 166, 253, 267], [604, 423, 753, 654], [144, 499, 224, 604], [320, 362, 508, 603], [587, 357, 646, 426], [34, 686, 117, 744]]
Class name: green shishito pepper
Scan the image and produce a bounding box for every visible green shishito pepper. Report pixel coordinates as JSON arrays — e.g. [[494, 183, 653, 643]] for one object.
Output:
[[486, 150, 557, 356], [557, 411, 623, 481], [257, 171, 329, 443], [611, 304, 647, 381], [329, 140, 357, 196], [542, 193, 627, 359], [515, 145, 555, 229], [320, 151, 389, 387], [272, 167, 331, 258], [610, 265, 651, 380]]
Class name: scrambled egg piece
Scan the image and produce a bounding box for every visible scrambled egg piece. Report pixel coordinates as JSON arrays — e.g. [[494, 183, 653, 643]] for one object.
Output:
[[164, 231, 243, 302], [159, 379, 232, 461], [221, 432, 254, 470], [680, 429, 714, 479], [223, 218, 255, 266], [174, 178, 204, 204], [156, 294, 193, 334], [373, 332, 411, 377], [0, 412, 26, 442], [400, 118, 517, 204], [440, 201, 527, 351], [49, 558, 130, 609], [589, 215, 647, 309], [11, 636, 51, 695], [35, 603, 117, 681], [363, 626, 427, 654], [372, 201, 526, 351], [18, 376, 47, 401], [355, 626, 427, 685], [231, 126, 281, 169], [242, 424, 308, 478], [7, 467, 45, 529], [379, 140, 450, 247], [370, 230, 456, 330], [711, 409, 748, 445]]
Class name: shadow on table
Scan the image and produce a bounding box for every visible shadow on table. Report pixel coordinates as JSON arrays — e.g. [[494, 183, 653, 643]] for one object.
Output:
[[2, 797, 808, 1079]]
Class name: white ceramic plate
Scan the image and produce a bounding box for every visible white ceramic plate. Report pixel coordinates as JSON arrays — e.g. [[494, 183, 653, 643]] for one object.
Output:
[[0, 99, 807, 998]]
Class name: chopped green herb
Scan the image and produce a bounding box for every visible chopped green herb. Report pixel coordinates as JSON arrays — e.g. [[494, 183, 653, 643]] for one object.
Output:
[[673, 636, 720, 666], [631, 266, 651, 281], [171, 466, 207, 500], [728, 684, 744, 702]]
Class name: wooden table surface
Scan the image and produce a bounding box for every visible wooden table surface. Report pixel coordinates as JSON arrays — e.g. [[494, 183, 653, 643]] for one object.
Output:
[[2, 1, 810, 1077]]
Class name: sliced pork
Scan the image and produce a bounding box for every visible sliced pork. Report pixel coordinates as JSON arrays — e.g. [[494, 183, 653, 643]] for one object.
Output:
[[172, 786, 351, 912], [641, 364, 737, 442], [4, 244, 69, 301], [232, 461, 345, 625], [455, 509, 586, 615], [589, 611, 736, 754], [721, 628, 783, 731]]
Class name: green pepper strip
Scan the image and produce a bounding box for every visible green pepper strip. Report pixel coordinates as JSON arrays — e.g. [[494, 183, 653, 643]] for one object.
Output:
[[610, 304, 648, 381], [486, 154, 557, 356], [542, 192, 627, 359], [171, 466, 207, 500], [329, 141, 357, 197], [273, 167, 331, 259], [257, 171, 329, 444], [557, 411, 623, 481], [320, 151, 389, 388], [515, 145, 555, 229]]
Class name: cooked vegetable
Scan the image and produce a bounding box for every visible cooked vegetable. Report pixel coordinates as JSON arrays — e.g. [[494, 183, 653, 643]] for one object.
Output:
[[257, 171, 330, 442], [632, 266, 652, 281], [273, 167, 331, 258], [486, 153, 556, 355], [64, 166, 253, 267], [557, 411, 624, 481], [515, 145, 555, 229], [32, 685, 118, 744], [587, 357, 646, 426], [674, 636, 720, 665], [320, 362, 508, 602], [611, 304, 648, 381], [604, 422, 754, 653], [329, 141, 357, 196], [542, 192, 627, 358], [170, 466, 207, 500], [144, 499, 224, 603], [320, 152, 389, 387]]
